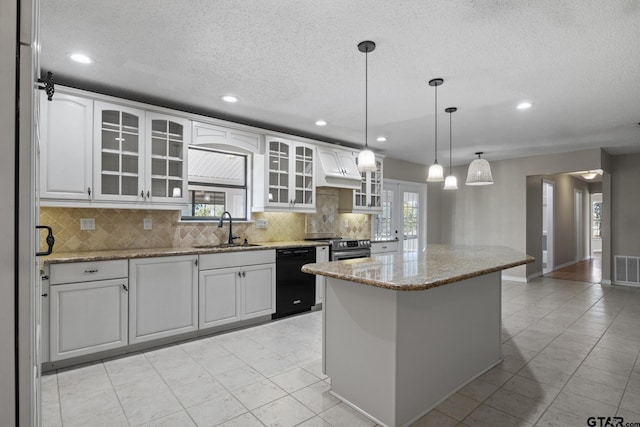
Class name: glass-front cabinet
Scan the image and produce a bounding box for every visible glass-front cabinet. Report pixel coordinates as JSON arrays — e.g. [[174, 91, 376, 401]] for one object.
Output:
[[93, 102, 188, 205], [94, 102, 145, 201], [352, 158, 383, 213], [254, 136, 315, 213], [146, 113, 188, 203]]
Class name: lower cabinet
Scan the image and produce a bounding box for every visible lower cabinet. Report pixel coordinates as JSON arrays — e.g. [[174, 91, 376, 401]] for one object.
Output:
[[49, 279, 128, 361], [199, 250, 276, 330], [47, 259, 129, 362], [129, 255, 198, 344], [371, 240, 399, 255]]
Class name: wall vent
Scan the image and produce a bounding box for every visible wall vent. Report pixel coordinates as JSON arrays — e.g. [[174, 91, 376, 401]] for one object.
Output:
[[614, 256, 640, 286]]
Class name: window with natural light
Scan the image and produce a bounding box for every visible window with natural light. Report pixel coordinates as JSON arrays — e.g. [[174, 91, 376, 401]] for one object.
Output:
[[181, 147, 247, 220]]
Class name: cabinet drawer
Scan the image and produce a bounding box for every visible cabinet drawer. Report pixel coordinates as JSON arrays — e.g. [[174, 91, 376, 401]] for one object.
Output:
[[199, 249, 276, 270], [50, 260, 128, 284], [370, 241, 399, 255]]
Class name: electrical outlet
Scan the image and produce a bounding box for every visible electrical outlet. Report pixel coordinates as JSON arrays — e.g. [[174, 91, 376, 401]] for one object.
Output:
[[143, 218, 152, 230], [255, 219, 268, 229], [80, 218, 95, 231]]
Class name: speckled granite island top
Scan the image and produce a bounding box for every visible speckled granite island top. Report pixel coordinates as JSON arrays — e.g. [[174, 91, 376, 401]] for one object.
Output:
[[302, 244, 534, 291], [43, 241, 329, 265]]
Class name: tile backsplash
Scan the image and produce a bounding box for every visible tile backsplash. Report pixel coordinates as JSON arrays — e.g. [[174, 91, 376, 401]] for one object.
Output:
[[40, 203, 370, 253]]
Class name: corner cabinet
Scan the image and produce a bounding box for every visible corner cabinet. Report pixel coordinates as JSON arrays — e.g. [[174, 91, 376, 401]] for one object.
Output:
[[128, 255, 198, 344], [39, 93, 94, 201], [93, 102, 189, 205], [253, 136, 316, 213], [340, 157, 384, 213]]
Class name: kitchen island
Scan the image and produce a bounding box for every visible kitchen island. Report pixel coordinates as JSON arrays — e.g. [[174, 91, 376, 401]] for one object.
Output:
[[302, 245, 533, 427]]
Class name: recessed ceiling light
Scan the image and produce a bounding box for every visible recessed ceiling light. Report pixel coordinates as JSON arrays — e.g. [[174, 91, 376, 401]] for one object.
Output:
[[517, 101, 532, 110], [376, 136, 387, 142], [69, 53, 93, 64], [315, 120, 327, 126], [221, 95, 238, 103]]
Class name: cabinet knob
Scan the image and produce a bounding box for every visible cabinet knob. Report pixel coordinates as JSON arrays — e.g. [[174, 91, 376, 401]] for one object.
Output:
[[122, 284, 128, 292]]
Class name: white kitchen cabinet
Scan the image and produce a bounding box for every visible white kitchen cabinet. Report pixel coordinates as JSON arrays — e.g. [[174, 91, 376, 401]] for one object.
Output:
[[316, 147, 362, 190], [145, 112, 189, 204], [48, 260, 129, 361], [39, 93, 94, 202], [93, 101, 146, 202], [192, 121, 262, 153], [340, 157, 383, 213], [371, 240, 399, 254], [129, 255, 198, 344], [315, 245, 329, 304], [199, 250, 276, 329], [253, 136, 316, 213], [94, 102, 189, 205]]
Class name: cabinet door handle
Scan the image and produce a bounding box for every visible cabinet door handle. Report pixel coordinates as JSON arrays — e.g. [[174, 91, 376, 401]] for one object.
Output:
[[122, 284, 128, 292], [35, 225, 55, 257], [293, 300, 301, 304], [238, 271, 242, 277], [140, 190, 144, 198], [195, 259, 198, 267], [242, 271, 246, 277], [147, 191, 150, 199], [84, 269, 98, 274], [87, 187, 91, 198]]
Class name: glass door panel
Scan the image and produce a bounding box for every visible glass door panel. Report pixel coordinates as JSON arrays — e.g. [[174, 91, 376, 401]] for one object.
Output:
[[148, 118, 185, 200], [267, 140, 290, 204], [293, 145, 313, 206], [403, 191, 419, 252]]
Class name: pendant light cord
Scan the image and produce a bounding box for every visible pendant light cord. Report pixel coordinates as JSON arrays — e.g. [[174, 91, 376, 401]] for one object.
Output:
[[449, 111, 452, 175], [434, 84, 438, 163], [365, 47, 369, 150]]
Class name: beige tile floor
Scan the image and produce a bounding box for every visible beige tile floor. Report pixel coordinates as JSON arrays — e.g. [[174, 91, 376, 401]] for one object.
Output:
[[42, 277, 640, 426]]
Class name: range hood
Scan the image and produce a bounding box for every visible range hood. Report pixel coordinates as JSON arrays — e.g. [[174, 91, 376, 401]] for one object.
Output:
[[315, 147, 362, 189]]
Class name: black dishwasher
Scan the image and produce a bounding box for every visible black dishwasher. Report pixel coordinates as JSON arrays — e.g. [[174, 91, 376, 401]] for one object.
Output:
[[273, 247, 316, 319]]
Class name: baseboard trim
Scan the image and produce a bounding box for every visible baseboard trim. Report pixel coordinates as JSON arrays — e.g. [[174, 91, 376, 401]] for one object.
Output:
[[527, 271, 542, 281], [601, 279, 612, 285]]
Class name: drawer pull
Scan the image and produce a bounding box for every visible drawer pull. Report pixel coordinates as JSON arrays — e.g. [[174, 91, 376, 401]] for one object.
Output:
[[381, 246, 387, 249], [293, 300, 301, 304], [84, 269, 99, 274]]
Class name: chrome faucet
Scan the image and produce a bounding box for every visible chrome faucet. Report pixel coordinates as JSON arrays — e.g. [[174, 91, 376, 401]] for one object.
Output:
[[218, 211, 239, 245]]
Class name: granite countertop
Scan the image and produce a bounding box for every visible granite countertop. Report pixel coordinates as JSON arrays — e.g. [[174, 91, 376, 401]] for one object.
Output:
[[301, 244, 534, 291], [43, 241, 330, 265]]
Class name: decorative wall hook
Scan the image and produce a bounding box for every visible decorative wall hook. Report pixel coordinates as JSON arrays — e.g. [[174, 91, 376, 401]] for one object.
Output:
[[38, 71, 55, 101]]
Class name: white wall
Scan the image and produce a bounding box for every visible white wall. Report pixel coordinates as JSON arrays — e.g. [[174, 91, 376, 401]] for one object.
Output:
[[0, 0, 17, 424], [437, 149, 603, 280], [611, 153, 640, 257]]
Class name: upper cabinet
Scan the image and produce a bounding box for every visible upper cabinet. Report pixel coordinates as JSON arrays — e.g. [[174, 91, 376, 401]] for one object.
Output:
[[316, 147, 361, 189], [253, 136, 316, 213], [40, 91, 188, 208], [339, 157, 383, 213], [192, 121, 262, 153], [93, 101, 146, 202], [39, 93, 94, 200]]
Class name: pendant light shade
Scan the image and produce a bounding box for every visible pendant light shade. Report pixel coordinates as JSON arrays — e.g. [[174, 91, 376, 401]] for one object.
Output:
[[427, 78, 444, 182], [357, 41, 377, 173], [465, 152, 494, 185], [443, 107, 458, 190]]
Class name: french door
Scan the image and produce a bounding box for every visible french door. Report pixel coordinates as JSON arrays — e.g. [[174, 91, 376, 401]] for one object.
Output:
[[372, 179, 427, 253]]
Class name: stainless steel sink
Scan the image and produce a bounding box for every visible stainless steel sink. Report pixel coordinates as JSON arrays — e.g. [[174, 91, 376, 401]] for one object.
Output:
[[192, 243, 261, 249]]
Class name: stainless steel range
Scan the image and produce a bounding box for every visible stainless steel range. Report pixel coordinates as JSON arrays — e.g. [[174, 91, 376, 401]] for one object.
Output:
[[329, 239, 371, 261]]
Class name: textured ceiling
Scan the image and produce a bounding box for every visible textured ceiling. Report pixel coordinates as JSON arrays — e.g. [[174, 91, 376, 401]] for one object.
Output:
[[39, 0, 640, 166]]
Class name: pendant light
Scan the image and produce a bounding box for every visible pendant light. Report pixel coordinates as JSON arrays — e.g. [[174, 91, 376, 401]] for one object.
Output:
[[356, 41, 377, 172], [443, 107, 458, 190], [427, 78, 444, 182], [465, 152, 494, 185]]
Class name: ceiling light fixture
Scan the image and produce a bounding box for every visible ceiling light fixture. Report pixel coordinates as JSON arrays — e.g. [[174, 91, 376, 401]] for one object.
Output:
[[69, 53, 93, 64], [443, 107, 458, 190], [582, 170, 598, 180], [315, 120, 327, 126], [427, 78, 444, 182], [356, 40, 377, 172], [376, 136, 387, 142], [517, 101, 532, 110], [465, 152, 494, 185], [221, 95, 238, 103]]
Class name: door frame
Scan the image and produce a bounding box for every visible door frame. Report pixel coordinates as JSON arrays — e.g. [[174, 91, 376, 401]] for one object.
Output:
[[542, 180, 554, 274]]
